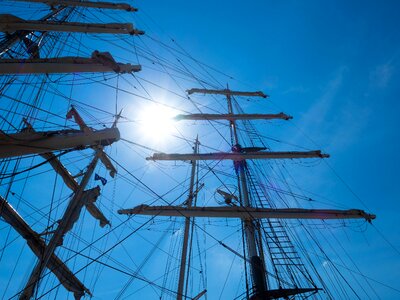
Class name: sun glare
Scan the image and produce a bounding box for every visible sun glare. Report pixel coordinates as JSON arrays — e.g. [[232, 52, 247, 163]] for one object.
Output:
[[137, 104, 178, 143]]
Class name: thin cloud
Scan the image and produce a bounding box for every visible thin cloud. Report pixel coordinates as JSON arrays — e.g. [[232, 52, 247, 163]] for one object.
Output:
[[369, 63, 394, 88], [281, 85, 308, 95], [292, 66, 348, 146]]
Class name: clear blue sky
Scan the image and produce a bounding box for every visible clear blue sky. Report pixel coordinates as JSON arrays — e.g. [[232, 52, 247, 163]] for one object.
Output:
[[0, 0, 399, 299]]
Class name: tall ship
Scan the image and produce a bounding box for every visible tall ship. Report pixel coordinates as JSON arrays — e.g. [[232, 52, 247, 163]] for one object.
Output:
[[0, 1, 393, 299]]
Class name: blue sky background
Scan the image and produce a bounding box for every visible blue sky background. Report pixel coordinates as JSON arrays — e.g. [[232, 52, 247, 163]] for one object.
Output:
[[1, 0, 399, 299]]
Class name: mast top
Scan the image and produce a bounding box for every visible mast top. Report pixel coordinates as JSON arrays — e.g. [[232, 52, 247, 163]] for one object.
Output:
[[187, 88, 268, 98]]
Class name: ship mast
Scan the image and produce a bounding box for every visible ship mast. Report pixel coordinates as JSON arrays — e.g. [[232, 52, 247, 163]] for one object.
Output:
[[177, 137, 200, 300], [120, 87, 375, 299], [0, 1, 142, 299], [19, 109, 117, 300], [191, 87, 270, 297]]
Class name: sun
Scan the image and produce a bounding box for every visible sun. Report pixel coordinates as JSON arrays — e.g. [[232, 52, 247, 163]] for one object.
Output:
[[137, 104, 178, 142]]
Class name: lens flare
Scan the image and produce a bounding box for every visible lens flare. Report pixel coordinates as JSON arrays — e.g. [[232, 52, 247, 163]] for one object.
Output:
[[137, 104, 178, 143]]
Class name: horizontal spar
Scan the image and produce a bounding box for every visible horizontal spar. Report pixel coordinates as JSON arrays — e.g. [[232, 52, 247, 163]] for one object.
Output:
[[174, 112, 292, 121], [0, 54, 141, 74], [0, 14, 144, 35], [118, 205, 376, 222], [187, 88, 268, 98], [13, 0, 138, 12], [146, 150, 329, 161], [0, 127, 119, 158]]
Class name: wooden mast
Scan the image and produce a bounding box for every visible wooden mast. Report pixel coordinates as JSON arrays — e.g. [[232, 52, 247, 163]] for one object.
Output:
[[224, 87, 268, 297], [177, 138, 200, 300]]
